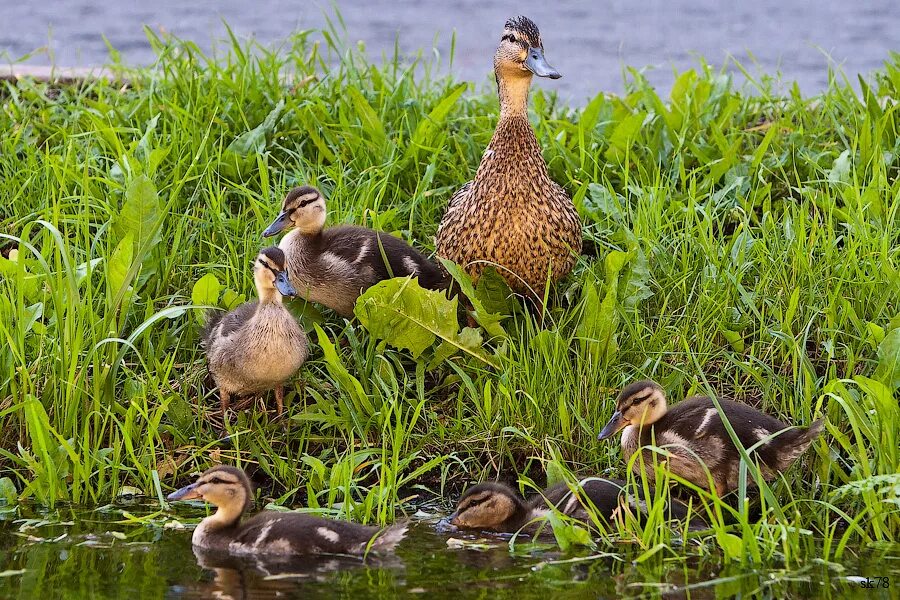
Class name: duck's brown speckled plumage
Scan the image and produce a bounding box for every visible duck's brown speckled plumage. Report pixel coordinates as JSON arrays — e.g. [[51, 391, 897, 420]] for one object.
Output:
[[436, 16, 581, 298], [168, 466, 407, 557], [599, 380, 824, 496]]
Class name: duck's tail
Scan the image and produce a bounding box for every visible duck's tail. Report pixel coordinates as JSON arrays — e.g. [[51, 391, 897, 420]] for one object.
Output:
[[368, 521, 409, 554], [796, 418, 825, 447], [779, 418, 825, 468]]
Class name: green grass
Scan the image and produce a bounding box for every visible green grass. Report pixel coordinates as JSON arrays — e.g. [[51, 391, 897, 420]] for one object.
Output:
[[1, 23, 898, 569]]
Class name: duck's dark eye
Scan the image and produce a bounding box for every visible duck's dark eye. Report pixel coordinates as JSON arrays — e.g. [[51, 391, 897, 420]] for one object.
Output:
[[502, 34, 516, 43]]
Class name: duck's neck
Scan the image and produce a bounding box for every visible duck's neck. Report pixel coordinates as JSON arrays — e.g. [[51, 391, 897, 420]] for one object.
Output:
[[497, 73, 532, 118], [193, 503, 243, 545], [256, 285, 282, 306]]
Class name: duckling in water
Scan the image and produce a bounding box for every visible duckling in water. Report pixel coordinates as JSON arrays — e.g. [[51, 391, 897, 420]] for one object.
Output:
[[449, 478, 705, 535], [168, 465, 408, 556], [263, 185, 448, 317], [203, 247, 307, 417], [597, 380, 824, 496], [435, 16, 582, 305]]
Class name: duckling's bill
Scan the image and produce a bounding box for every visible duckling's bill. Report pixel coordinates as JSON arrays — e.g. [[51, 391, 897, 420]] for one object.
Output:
[[168, 482, 201, 501], [598, 410, 625, 440], [263, 212, 289, 237], [274, 270, 297, 297], [524, 47, 560, 79]]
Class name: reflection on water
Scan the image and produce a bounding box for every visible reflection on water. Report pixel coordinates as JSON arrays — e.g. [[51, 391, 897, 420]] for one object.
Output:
[[0, 502, 895, 599]]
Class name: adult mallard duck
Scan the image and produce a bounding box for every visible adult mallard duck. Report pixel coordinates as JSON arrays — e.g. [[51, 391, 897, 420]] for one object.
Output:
[[168, 465, 408, 556], [203, 247, 307, 417], [597, 380, 824, 496], [263, 185, 448, 317], [435, 16, 582, 303], [448, 478, 705, 535]]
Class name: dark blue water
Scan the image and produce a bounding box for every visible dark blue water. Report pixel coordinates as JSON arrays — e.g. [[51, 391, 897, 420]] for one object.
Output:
[[1, 0, 898, 100]]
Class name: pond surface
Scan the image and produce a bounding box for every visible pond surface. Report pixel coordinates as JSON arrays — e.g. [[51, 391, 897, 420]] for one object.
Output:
[[2, 0, 899, 100], [0, 501, 895, 599]]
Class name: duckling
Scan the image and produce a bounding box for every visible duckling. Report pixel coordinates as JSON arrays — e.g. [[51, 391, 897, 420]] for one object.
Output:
[[168, 465, 408, 556], [597, 380, 824, 496], [435, 16, 582, 304], [262, 185, 448, 317], [449, 478, 705, 535], [203, 247, 307, 417]]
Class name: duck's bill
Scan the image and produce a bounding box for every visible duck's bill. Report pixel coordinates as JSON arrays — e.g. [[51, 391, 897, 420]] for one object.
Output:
[[274, 271, 298, 297], [263, 212, 289, 237], [167, 482, 200, 501], [524, 47, 561, 79], [597, 410, 626, 440], [436, 514, 459, 533]]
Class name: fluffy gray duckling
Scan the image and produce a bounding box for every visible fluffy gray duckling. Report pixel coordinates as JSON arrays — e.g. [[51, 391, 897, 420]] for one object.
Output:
[[597, 380, 824, 496], [262, 185, 448, 317], [203, 247, 307, 416], [168, 465, 408, 556]]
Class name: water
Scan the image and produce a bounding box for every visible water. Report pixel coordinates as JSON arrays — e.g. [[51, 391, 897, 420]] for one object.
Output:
[[1, 1, 899, 101], [0, 502, 895, 599]]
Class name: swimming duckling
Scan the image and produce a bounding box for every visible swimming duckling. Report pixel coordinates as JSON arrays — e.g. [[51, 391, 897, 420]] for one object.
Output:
[[597, 380, 824, 496], [168, 465, 408, 556], [435, 16, 582, 304], [449, 478, 705, 535], [262, 185, 448, 317], [203, 247, 307, 417]]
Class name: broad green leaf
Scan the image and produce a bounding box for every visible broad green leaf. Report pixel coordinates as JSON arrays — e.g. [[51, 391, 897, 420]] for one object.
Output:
[[474, 267, 514, 319], [113, 175, 162, 253], [874, 327, 900, 390], [313, 325, 373, 416], [355, 277, 496, 365], [585, 183, 623, 223], [167, 396, 193, 434], [220, 99, 285, 178], [827, 149, 852, 185], [0, 477, 16, 505], [191, 273, 221, 307], [604, 111, 644, 162], [720, 327, 745, 352], [578, 251, 629, 364], [225, 99, 285, 157], [221, 288, 246, 310], [22, 302, 43, 334], [716, 531, 744, 561], [439, 259, 507, 339], [107, 233, 134, 300]]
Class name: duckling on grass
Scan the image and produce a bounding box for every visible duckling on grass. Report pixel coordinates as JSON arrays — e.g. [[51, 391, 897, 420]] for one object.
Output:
[[203, 247, 307, 417], [168, 465, 408, 557], [435, 16, 582, 307], [597, 380, 824, 497], [449, 478, 705, 535], [263, 185, 448, 317]]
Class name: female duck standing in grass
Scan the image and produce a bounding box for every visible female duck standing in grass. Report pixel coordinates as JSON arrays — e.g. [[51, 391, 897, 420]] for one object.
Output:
[[436, 16, 582, 308]]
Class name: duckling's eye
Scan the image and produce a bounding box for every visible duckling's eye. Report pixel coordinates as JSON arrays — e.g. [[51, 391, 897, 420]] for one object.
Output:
[[501, 34, 516, 43]]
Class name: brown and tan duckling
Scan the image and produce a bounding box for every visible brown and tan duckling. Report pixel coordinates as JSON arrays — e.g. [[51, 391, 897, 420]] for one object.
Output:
[[168, 466, 408, 556], [597, 380, 824, 496], [203, 247, 307, 417], [263, 185, 448, 317], [449, 478, 706, 535], [435, 16, 582, 304]]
